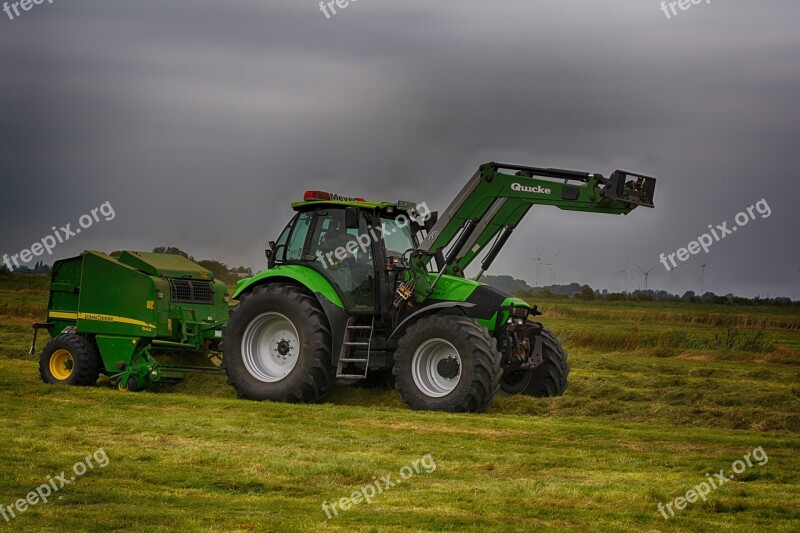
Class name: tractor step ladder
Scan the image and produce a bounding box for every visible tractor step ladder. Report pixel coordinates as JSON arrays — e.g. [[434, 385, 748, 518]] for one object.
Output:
[[336, 316, 374, 379]]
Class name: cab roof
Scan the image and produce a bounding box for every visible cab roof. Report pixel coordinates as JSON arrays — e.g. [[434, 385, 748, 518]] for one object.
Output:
[[291, 199, 398, 211], [291, 190, 418, 213]]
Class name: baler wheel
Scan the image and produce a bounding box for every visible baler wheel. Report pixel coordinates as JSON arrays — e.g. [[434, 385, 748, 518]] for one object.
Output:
[[39, 334, 101, 386], [118, 375, 140, 392]]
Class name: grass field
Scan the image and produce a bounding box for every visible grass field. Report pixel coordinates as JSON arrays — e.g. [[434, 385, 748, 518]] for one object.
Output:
[[1, 275, 799, 531]]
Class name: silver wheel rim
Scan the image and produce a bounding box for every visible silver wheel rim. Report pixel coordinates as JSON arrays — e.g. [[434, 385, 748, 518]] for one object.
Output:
[[411, 338, 462, 397], [241, 312, 300, 383]]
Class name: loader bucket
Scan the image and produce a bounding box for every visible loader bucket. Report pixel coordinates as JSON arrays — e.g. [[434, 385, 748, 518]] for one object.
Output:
[[603, 170, 656, 208]]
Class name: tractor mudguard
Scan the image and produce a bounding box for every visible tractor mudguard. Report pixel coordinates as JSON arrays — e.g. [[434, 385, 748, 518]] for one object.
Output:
[[233, 265, 349, 358], [233, 265, 344, 307], [386, 301, 476, 348]]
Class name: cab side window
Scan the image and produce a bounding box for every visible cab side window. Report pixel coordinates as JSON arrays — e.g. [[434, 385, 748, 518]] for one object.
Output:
[[308, 210, 371, 264], [285, 212, 313, 262], [307, 209, 376, 312], [271, 215, 296, 264]]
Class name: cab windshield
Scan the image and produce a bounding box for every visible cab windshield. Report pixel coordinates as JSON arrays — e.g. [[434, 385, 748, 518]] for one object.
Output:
[[380, 215, 416, 257]]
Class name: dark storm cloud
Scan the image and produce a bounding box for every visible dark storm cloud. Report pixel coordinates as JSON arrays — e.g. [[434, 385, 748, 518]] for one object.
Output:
[[1, 0, 798, 297]]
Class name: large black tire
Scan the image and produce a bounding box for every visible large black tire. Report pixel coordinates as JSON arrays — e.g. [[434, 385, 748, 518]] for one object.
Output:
[[500, 327, 569, 397], [220, 283, 335, 403], [393, 316, 502, 412], [39, 334, 101, 386]]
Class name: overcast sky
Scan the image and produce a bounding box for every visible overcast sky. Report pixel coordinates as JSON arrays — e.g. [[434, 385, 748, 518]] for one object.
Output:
[[1, 0, 798, 298]]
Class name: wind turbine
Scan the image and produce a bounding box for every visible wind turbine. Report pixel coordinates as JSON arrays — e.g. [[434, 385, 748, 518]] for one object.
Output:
[[525, 257, 541, 286], [637, 264, 657, 291], [697, 257, 713, 294], [615, 254, 631, 298], [526, 245, 547, 287], [699, 263, 707, 293], [542, 262, 556, 285], [544, 250, 559, 285], [667, 261, 685, 293]]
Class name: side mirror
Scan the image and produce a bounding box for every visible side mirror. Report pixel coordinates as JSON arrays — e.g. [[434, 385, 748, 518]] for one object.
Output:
[[266, 241, 277, 269], [344, 206, 360, 229]]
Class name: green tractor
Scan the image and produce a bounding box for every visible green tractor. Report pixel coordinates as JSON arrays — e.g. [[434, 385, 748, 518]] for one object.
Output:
[[221, 162, 656, 412]]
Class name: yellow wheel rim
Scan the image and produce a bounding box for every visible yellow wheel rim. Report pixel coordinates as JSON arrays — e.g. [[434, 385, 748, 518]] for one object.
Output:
[[50, 349, 74, 381]]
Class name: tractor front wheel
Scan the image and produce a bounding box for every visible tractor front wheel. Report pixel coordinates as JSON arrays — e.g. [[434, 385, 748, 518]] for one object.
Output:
[[393, 316, 501, 412], [39, 334, 101, 386], [500, 327, 569, 397]]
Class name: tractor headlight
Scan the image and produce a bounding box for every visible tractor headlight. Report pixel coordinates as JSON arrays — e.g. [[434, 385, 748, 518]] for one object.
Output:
[[511, 306, 530, 318]]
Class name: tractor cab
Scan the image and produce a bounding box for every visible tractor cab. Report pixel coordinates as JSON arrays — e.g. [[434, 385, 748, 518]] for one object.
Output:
[[265, 190, 429, 316]]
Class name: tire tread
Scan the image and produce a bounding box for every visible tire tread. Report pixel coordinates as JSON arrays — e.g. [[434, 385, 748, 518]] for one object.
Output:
[[393, 315, 502, 413], [220, 283, 335, 403]]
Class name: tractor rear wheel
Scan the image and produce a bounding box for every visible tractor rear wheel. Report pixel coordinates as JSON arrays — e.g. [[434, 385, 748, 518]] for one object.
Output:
[[500, 327, 569, 397], [221, 283, 335, 403], [393, 316, 502, 412], [39, 334, 101, 386]]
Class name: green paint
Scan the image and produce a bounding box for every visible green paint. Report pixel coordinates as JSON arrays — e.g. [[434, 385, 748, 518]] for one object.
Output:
[[233, 264, 344, 308]]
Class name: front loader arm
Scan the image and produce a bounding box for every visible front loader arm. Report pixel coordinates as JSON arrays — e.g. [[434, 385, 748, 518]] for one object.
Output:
[[415, 162, 656, 280]]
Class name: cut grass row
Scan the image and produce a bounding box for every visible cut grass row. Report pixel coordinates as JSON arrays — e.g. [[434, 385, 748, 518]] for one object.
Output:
[[1, 357, 799, 532]]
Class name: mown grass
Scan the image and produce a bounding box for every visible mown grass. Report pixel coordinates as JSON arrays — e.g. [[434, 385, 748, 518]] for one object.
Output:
[[543, 301, 800, 330], [527, 298, 800, 365], [0, 275, 799, 531]]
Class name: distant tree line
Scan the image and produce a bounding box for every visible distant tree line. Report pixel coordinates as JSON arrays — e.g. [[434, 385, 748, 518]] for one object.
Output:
[[0, 260, 51, 275], [483, 274, 799, 306], [2, 258, 795, 305]]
